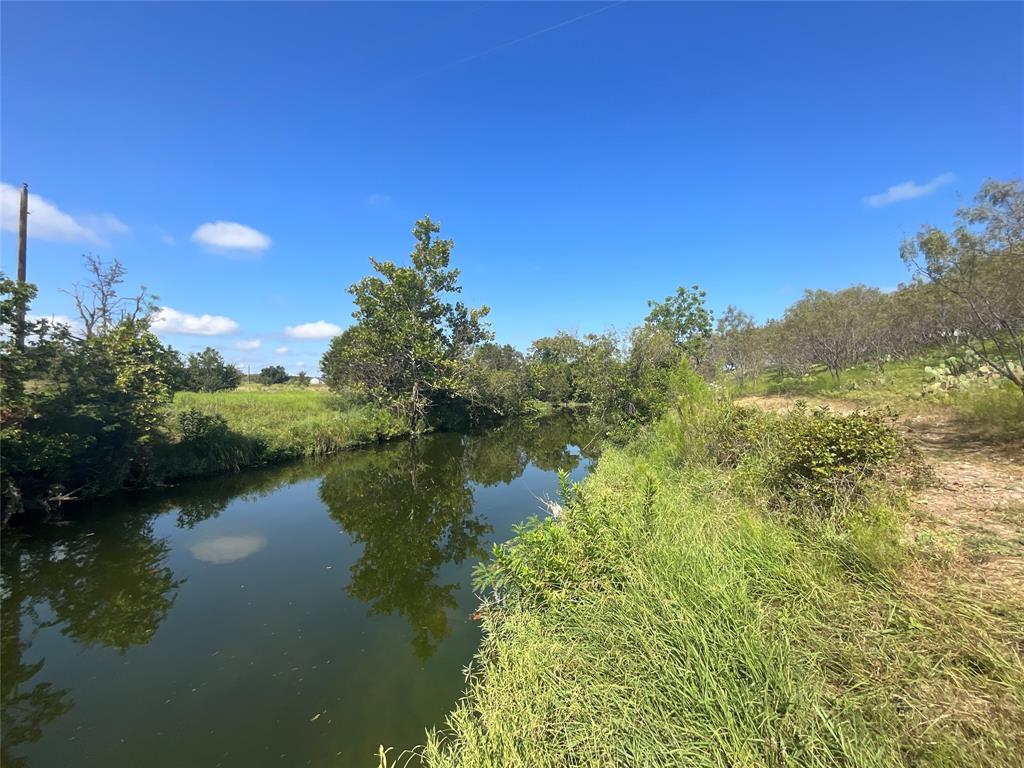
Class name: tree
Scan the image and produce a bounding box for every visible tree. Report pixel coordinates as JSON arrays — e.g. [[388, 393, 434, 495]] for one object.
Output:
[[294, 371, 311, 387], [782, 285, 883, 380], [62, 254, 155, 338], [160, 346, 190, 393], [644, 285, 713, 364], [2, 272, 176, 519], [186, 348, 241, 392], [464, 343, 530, 417], [320, 216, 491, 431], [714, 305, 769, 386], [900, 179, 1024, 396], [526, 332, 584, 404], [258, 365, 288, 385]]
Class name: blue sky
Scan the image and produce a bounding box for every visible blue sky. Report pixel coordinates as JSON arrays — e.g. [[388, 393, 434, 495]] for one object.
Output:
[[2, 1, 1022, 373]]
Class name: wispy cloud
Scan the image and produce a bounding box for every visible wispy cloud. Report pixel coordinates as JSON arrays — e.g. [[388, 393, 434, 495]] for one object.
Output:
[[864, 172, 955, 208], [235, 339, 261, 350], [1, 182, 128, 244], [367, 193, 392, 207], [274, 346, 289, 354], [191, 220, 271, 255], [284, 320, 341, 339], [153, 307, 240, 336]]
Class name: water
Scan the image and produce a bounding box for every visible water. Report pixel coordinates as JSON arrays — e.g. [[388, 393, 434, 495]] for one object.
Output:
[[1, 415, 594, 768]]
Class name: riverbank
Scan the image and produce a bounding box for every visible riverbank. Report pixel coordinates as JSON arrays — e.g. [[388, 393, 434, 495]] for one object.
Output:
[[138, 388, 411, 491], [414, 373, 1024, 767]]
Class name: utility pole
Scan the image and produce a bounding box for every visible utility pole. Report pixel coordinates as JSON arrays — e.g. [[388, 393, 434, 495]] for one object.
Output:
[[15, 183, 28, 349], [17, 184, 28, 283]]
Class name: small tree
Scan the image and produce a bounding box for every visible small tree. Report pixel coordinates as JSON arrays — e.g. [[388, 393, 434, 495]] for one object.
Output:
[[294, 371, 311, 387], [320, 216, 491, 431], [62, 254, 156, 338], [782, 285, 882, 380], [644, 285, 713, 364], [186, 348, 242, 392], [714, 305, 769, 386], [900, 179, 1024, 396], [258, 365, 289, 385]]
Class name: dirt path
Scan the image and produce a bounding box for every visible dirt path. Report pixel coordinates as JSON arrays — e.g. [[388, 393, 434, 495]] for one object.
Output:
[[736, 395, 1024, 595]]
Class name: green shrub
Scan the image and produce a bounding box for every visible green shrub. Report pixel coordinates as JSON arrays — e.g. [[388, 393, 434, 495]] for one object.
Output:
[[177, 408, 229, 442], [762, 405, 911, 515]]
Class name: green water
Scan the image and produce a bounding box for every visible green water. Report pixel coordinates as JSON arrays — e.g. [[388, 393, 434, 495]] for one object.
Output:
[[1, 415, 594, 768]]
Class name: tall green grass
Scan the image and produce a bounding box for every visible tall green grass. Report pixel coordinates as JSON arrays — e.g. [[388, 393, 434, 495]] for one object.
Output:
[[152, 388, 406, 483], [410, 380, 1023, 767], [170, 388, 404, 458]]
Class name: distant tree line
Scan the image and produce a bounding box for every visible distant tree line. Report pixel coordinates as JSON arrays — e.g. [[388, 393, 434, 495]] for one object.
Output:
[[3, 179, 1020, 520], [702, 180, 1023, 394]]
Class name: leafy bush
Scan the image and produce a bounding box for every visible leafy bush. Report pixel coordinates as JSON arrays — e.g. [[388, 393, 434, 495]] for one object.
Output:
[[762, 405, 911, 514], [177, 409, 229, 442]]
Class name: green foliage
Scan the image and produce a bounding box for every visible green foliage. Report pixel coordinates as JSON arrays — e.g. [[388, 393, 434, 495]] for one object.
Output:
[[464, 343, 531, 418], [321, 216, 491, 431], [185, 347, 242, 392], [419, 378, 1023, 768], [764, 406, 910, 514], [258, 364, 288, 385], [1, 274, 178, 520], [902, 179, 1024, 395], [644, 284, 713, 363]]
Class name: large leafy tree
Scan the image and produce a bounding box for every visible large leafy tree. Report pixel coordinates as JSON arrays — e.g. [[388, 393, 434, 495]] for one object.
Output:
[[321, 217, 491, 431], [644, 285, 713, 364]]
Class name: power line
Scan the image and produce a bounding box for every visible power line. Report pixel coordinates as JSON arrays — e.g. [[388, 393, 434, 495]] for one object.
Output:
[[413, 1, 627, 81]]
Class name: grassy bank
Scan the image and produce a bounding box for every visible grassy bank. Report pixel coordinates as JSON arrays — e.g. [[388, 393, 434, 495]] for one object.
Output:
[[411, 376, 1024, 767], [154, 387, 408, 483], [734, 352, 1024, 444]]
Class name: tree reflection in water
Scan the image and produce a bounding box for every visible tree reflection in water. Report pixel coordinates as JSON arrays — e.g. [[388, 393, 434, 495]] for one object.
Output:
[[0, 458, 328, 766], [320, 413, 594, 659], [0, 413, 595, 763], [0, 513, 180, 765]]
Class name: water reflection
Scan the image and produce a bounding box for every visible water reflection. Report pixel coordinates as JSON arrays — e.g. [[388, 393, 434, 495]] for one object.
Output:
[[1, 514, 181, 766], [320, 436, 492, 659], [319, 415, 594, 658], [0, 414, 596, 766]]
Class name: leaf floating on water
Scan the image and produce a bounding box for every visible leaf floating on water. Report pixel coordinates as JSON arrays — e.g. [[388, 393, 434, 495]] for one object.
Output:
[[310, 713, 321, 722]]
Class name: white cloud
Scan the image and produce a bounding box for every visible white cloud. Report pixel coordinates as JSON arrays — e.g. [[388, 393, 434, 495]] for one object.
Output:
[[235, 339, 261, 350], [161, 233, 176, 246], [367, 193, 392, 207], [284, 320, 341, 339], [1, 182, 128, 244], [191, 220, 271, 254], [80, 213, 129, 235], [864, 172, 955, 208], [152, 307, 240, 336], [275, 346, 289, 354]]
